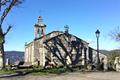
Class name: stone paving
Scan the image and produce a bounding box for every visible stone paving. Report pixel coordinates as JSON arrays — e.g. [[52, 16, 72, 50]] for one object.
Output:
[[0, 72, 120, 80]]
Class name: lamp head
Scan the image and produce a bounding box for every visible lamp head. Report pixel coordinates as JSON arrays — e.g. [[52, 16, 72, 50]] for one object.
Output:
[[95, 29, 100, 38]]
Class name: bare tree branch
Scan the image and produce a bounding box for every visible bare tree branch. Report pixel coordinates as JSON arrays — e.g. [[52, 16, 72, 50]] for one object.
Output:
[[0, 0, 17, 26], [0, 0, 23, 26], [0, 0, 11, 11], [1, 0, 10, 5], [4, 25, 12, 36], [110, 26, 120, 41], [0, 0, 23, 69], [14, 0, 23, 6]]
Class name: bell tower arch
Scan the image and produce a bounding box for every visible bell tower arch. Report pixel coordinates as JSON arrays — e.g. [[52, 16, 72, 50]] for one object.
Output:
[[34, 16, 46, 39]]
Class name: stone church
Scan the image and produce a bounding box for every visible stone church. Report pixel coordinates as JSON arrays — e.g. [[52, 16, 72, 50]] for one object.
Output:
[[24, 16, 106, 67]]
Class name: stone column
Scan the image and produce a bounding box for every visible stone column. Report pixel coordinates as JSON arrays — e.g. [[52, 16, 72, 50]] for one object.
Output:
[[5, 58, 9, 66], [42, 44, 45, 66], [39, 43, 45, 67], [81, 48, 85, 65], [86, 48, 88, 63], [31, 45, 34, 65], [103, 56, 108, 71], [114, 57, 120, 72], [0, 53, 3, 69], [25, 47, 29, 62]]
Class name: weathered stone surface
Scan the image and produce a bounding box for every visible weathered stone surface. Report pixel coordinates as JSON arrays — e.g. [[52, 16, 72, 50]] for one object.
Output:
[[0, 54, 3, 69], [103, 56, 108, 71], [114, 57, 120, 72], [24, 16, 107, 68]]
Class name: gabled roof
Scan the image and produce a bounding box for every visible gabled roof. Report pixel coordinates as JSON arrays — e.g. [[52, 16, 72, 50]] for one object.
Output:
[[34, 31, 64, 41], [42, 31, 89, 45], [26, 31, 89, 46]]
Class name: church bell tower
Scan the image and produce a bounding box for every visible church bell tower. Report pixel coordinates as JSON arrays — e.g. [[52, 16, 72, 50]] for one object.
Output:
[[34, 16, 46, 39]]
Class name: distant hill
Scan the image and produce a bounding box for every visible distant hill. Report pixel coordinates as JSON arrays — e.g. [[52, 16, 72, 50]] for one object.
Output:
[[99, 50, 110, 54], [5, 51, 24, 64], [100, 49, 120, 56], [111, 49, 120, 53]]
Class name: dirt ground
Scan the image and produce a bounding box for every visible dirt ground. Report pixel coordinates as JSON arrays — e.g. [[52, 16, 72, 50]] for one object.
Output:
[[1, 72, 120, 80]]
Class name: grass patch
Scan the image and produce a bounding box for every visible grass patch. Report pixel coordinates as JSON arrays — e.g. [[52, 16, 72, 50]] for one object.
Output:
[[0, 69, 16, 74], [29, 67, 67, 75], [0, 67, 67, 76]]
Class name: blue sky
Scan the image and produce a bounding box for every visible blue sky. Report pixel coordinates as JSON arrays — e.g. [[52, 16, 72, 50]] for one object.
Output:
[[2, 0, 120, 51]]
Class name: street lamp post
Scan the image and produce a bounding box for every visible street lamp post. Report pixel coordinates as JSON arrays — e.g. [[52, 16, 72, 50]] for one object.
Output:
[[95, 29, 100, 65]]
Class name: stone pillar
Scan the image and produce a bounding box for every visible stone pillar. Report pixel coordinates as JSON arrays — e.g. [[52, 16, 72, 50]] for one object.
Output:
[[42, 44, 45, 66], [114, 57, 120, 72], [86, 47, 89, 63], [39, 43, 45, 67], [103, 56, 108, 71], [5, 58, 9, 66], [81, 48, 85, 65], [31, 45, 34, 65], [88, 47, 93, 64], [84, 48, 87, 65], [0, 53, 3, 69]]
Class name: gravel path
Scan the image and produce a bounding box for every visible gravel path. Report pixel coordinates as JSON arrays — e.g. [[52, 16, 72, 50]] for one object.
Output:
[[1, 72, 120, 80]]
